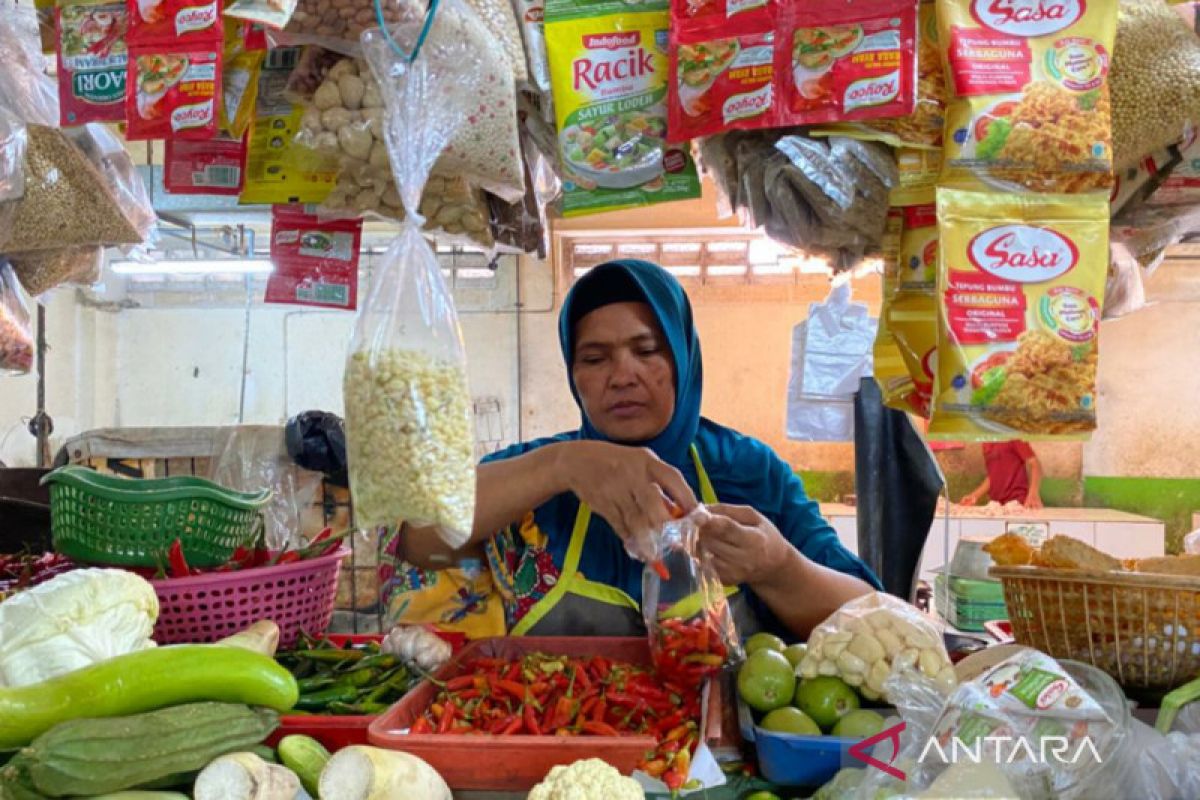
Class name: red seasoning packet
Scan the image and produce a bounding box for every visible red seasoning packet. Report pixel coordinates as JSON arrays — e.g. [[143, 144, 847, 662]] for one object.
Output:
[[126, 46, 222, 140], [265, 206, 362, 310], [671, 0, 772, 31], [127, 0, 222, 46], [163, 134, 247, 194], [667, 0, 917, 140], [55, 3, 129, 126]]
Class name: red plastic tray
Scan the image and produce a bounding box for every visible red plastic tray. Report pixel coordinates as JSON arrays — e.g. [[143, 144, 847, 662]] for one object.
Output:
[[369, 637, 665, 791], [267, 630, 468, 751]]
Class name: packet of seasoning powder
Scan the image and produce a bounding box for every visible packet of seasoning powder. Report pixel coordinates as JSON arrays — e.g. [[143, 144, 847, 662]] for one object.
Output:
[[125, 45, 223, 140], [127, 0, 222, 47], [55, 1, 129, 127]]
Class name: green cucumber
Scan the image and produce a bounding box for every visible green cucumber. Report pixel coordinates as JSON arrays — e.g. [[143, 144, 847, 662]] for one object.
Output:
[[3, 703, 279, 798], [277, 735, 330, 797], [0, 646, 298, 749]]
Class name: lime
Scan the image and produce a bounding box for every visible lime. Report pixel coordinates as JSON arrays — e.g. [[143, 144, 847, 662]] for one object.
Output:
[[744, 632, 786, 656], [745, 792, 782, 800], [831, 708, 886, 739], [794, 676, 860, 732], [737, 649, 796, 713], [782, 642, 808, 668], [761, 706, 821, 736]]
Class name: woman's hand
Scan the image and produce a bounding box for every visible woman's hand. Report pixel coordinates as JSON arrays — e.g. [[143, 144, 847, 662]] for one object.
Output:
[[696, 503, 790, 587], [556, 441, 698, 553]]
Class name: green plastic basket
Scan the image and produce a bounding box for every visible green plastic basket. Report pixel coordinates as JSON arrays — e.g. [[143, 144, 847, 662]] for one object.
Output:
[[41, 465, 271, 568]]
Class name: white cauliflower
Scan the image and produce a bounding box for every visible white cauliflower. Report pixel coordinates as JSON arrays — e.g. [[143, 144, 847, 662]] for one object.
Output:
[[527, 759, 643, 800]]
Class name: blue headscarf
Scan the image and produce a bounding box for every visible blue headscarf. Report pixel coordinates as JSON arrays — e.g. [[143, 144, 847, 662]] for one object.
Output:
[[483, 259, 880, 633], [558, 258, 701, 468]]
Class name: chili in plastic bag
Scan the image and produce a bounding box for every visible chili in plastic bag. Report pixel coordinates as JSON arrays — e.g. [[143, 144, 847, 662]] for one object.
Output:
[[0, 263, 34, 376], [642, 508, 743, 689]]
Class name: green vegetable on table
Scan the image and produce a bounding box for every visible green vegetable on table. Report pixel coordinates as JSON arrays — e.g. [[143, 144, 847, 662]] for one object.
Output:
[[0, 703, 278, 798], [277, 635, 419, 716], [0, 646, 298, 749]]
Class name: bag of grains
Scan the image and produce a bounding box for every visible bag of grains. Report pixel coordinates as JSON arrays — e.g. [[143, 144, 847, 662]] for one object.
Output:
[[0, 262, 34, 376], [344, 2, 486, 547], [8, 246, 104, 297], [1112, 0, 1200, 170]]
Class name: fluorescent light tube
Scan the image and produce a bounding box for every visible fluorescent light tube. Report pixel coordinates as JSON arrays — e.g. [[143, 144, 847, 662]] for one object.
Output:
[[111, 259, 275, 275]]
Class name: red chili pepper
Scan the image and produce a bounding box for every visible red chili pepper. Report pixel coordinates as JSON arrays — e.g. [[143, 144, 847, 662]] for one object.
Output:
[[500, 717, 524, 735], [581, 720, 621, 737], [167, 539, 191, 579], [446, 675, 476, 691], [411, 716, 433, 734], [491, 678, 527, 701], [275, 551, 301, 565], [651, 560, 671, 581], [523, 701, 541, 735], [592, 698, 607, 723], [437, 703, 456, 734]]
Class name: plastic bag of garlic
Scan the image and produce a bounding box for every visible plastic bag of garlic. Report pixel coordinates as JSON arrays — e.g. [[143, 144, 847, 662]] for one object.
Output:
[[344, 7, 485, 547]]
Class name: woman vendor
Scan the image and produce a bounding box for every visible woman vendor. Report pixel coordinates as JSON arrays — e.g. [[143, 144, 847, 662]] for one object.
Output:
[[400, 259, 879, 639]]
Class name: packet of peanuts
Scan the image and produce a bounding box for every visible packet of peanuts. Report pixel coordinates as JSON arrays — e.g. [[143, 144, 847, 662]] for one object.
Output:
[[798, 591, 956, 702]]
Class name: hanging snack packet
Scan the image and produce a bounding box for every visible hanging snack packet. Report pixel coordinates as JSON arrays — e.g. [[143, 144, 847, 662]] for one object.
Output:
[[345, 2, 484, 546], [224, 0, 301, 30], [932, 188, 1109, 440], [0, 264, 34, 376], [266, 205, 361, 310], [125, 45, 222, 140], [937, 0, 1116, 194], [55, 1, 129, 126], [874, 209, 921, 414], [240, 48, 337, 204], [221, 18, 265, 138], [514, 0, 551, 92], [163, 134, 247, 194], [642, 509, 743, 689], [546, 0, 702, 216], [777, 0, 919, 127], [127, 0, 222, 45], [890, 146, 941, 206]]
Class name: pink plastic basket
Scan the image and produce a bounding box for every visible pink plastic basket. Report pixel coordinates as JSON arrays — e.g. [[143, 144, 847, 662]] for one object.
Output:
[[150, 547, 349, 648]]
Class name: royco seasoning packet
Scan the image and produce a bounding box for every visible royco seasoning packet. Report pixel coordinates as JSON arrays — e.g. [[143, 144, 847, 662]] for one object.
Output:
[[55, 2, 129, 126], [546, 0, 702, 216], [667, 0, 918, 141], [813, 0, 945, 149], [127, 0, 222, 46], [126, 45, 222, 140], [266, 205, 361, 310], [931, 188, 1109, 440], [163, 134, 246, 194], [937, 0, 1117, 194]]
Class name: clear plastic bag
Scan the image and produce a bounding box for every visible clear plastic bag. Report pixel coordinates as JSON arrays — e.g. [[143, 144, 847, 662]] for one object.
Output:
[[1112, 0, 1200, 171], [344, 4, 483, 547], [641, 509, 743, 689], [0, 263, 34, 376], [0, 107, 27, 206], [210, 426, 323, 552], [1104, 242, 1149, 320], [1185, 528, 1200, 554], [787, 281, 877, 442], [9, 246, 104, 297], [798, 591, 956, 702]]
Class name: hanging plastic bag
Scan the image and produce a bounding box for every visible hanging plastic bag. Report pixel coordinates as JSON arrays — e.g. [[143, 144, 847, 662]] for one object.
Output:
[[787, 281, 877, 442], [642, 508, 743, 689], [344, 5, 483, 547], [0, 263, 34, 376]]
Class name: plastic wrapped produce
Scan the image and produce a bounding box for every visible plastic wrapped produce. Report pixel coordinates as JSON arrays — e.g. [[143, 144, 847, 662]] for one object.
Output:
[[8, 246, 103, 297], [642, 508, 743, 689], [0, 263, 34, 375], [345, 4, 485, 546]]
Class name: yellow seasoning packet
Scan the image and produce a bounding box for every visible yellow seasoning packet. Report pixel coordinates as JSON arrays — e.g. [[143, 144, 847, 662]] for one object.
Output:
[[891, 147, 941, 207], [931, 188, 1109, 440], [937, 0, 1116, 194], [875, 209, 921, 413], [240, 49, 336, 206], [222, 19, 265, 140], [545, 0, 702, 217]]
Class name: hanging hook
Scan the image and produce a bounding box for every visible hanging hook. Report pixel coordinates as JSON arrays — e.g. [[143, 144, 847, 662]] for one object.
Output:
[[373, 0, 440, 64]]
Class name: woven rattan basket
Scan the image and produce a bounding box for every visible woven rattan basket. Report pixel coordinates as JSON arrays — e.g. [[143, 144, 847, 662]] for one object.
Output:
[[992, 565, 1200, 691]]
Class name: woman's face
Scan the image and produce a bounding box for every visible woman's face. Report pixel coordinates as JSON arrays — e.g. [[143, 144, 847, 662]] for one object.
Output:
[[572, 302, 676, 443]]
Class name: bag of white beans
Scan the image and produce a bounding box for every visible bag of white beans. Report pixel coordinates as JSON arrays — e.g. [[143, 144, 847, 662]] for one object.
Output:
[[344, 3, 483, 547]]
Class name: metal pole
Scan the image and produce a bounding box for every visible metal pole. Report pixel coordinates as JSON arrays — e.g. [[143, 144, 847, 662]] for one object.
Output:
[[30, 303, 51, 468]]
